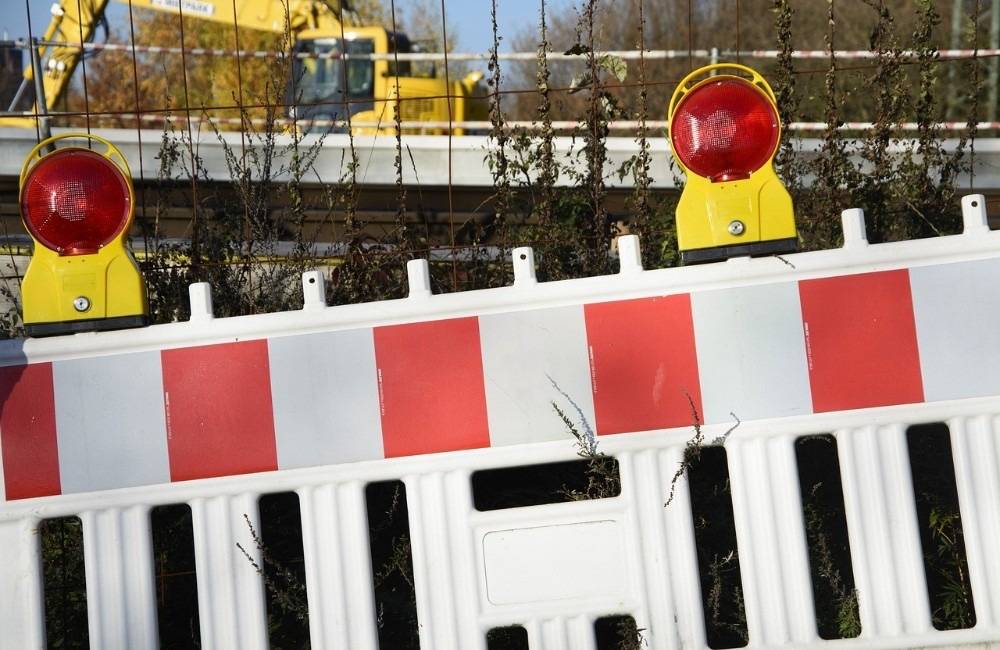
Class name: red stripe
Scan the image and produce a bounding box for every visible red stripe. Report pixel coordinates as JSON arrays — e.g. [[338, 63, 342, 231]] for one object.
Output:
[[799, 270, 924, 412], [161, 341, 277, 481], [0, 363, 60, 500], [375, 317, 490, 457], [585, 295, 702, 435]]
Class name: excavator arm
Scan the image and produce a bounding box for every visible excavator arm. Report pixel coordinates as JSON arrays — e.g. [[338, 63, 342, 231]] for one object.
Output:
[[3, 0, 347, 126], [5, 0, 112, 126], [119, 0, 347, 35]]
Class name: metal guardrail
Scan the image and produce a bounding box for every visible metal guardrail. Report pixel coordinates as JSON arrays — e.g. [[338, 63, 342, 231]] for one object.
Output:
[[0, 126, 682, 188], [2, 128, 1000, 189], [1, 196, 999, 649], [7, 112, 998, 132]]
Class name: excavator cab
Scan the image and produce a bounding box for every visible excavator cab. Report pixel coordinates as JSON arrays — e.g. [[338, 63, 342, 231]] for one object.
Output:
[[292, 27, 486, 135], [292, 36, 378, 128]]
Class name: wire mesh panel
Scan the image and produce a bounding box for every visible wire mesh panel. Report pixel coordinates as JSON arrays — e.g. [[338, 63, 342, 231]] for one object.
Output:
[[2, 0, 1000, 647]]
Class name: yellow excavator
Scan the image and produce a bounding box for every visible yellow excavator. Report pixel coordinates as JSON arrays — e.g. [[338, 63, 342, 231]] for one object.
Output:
[[3, 0, 487, 134]]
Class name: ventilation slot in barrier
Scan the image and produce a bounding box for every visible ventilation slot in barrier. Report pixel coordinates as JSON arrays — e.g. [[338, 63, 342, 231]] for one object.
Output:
[[39, 516, 89, 650], [471, 457, 621, 511], [151, 504, 201, 649], [907, 423, 976, 631], [366, 480, 420, 649], [258, 492, 310, 648], [487, 625, 529, 650], [595, 614, 644, 649], [795, 434, 860, 639], [687, 446, 748, 649]]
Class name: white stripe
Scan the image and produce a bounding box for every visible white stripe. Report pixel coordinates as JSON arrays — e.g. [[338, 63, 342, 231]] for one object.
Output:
[[691, 283, 813, 424], [479, 306, 595, 447], [191, 494, 268, 650], [837, 425, 931, 636], [620, 450, 685, 650], [81, 507, 158, 650], [910, 258, 1000, 402], [727, 438, 817, 644], [566, 615, 597, 650], [0, 519, 45, 650], [541, 617, 570, 650], [949, 415, 1000, 629], [406, 472, 482, 650], [443, 471, 485, 650], [660, 447, 710, 648], [52, 352, 169, 493], [268, 330, 383, 469], [298, 483, 379, 650]]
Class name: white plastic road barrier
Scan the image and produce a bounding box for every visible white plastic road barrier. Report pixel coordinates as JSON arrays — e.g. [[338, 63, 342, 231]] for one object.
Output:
[[1, 196, 1000, 649]]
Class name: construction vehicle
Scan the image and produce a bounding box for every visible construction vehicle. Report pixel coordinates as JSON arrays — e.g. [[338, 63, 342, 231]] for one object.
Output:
[[3, 0, 487, 134]]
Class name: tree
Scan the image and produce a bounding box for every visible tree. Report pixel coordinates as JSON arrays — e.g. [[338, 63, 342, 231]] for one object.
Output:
[[505, 0, 993, 124], [67, 0, 457, 129], [66, 8, 284, 129]]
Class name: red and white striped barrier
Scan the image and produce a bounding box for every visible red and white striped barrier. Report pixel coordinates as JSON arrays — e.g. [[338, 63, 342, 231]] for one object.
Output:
[[0, 254, 997, 499], [1, 197, 997, 500]]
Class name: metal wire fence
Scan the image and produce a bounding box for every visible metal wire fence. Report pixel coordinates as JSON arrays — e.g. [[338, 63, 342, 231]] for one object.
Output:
[[4, 37, 1000, 129], [0, 0, 997, 329]]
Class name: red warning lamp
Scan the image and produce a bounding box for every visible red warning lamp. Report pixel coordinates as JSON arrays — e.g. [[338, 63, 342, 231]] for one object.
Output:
[[19, 133, 147, 337], [21, 149, 133, 256], [670, 78, 780, 183], [667, 64, 797, 264]]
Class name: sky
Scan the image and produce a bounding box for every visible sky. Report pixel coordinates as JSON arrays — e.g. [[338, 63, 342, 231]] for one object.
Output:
[[2, 0, 577, 53], [448, 0, 577, 51]]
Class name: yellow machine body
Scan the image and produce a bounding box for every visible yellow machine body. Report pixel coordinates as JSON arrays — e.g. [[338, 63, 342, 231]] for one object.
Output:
[[668, 64, 797, 264], [2, 0, 486, 136], [20, 134, 148, 337], [307, 26, 487, 136]]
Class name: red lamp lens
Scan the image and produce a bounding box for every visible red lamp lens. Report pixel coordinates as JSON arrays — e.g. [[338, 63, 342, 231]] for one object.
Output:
[[20, 149, 131, 255], [670, 78, 780, 182]]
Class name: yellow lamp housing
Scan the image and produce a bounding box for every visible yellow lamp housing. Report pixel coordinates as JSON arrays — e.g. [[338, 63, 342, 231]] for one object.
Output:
[[19, 134, 148, 337], [667, 64, 798, 264]]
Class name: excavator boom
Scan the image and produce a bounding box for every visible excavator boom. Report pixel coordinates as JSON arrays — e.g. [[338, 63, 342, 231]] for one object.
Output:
[[5, 0, 112, 127], [121, 0, 348, 35], [5, 0, 347, 123]]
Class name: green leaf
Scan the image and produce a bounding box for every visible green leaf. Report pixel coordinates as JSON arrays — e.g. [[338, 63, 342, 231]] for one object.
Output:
[[598, 54, 627, 82]]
